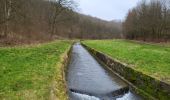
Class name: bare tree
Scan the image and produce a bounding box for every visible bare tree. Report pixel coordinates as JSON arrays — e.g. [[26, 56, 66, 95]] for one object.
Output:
[[49, 0, 76, 38]]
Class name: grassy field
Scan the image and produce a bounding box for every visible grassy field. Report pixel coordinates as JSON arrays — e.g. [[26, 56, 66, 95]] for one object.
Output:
[[0, 40, 72, 100], [83, 40, 170, 84]]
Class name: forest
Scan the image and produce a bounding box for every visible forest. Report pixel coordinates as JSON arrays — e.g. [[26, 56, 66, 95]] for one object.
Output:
[[1, 0, 170, 45], [0, 0, 121, 45], [123, 0, 170, 42]]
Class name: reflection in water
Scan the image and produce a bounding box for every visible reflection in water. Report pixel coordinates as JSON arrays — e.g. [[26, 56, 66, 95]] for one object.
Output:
[[67, 43, 142, 100]]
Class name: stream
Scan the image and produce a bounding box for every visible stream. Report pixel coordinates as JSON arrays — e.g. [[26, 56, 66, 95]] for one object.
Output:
[[67, 43, 142, 100]]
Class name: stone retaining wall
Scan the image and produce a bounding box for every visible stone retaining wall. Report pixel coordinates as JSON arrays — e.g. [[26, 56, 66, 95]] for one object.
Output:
[[82, 43, 170, 100]]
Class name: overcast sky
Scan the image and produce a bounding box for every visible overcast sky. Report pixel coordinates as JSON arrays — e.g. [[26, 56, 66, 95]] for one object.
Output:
[[78, 0, 141, 21]]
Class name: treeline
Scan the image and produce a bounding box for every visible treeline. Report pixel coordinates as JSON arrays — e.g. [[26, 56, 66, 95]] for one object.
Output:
[[123, 0, 170, 42], [0, 0, 121, 45], [57, 13, 122, 39]]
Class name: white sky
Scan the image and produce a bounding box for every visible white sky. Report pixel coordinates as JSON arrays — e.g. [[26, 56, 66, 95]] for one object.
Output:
[[78, 0, 141, 21]]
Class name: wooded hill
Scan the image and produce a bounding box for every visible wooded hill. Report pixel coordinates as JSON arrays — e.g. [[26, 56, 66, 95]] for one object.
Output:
[[0, 0, 122, 45], [57, 13, 122, 39]]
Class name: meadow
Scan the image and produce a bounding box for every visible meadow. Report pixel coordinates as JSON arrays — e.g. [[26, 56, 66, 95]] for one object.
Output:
[[83, 40, 170, 84], [0, 40, 72, 99]]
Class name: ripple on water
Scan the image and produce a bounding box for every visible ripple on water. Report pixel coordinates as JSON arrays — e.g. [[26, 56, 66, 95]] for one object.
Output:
[[67, 43, 142, 100]]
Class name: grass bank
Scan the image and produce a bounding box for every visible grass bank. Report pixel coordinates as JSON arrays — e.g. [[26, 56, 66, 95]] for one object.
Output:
[[83, 40, 170, 84], [0, 40, 72, 100]]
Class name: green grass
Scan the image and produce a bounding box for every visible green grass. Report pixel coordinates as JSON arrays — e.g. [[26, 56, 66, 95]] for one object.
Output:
[[0, 40, 72, 100], [83, 40, 170, 84]]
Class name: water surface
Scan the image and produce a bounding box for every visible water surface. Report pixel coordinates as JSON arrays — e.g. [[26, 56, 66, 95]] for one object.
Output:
[[67, 43, 142, 100]]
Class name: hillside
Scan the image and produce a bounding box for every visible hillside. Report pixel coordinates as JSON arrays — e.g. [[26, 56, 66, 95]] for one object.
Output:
[[0, 0, 122, 46]]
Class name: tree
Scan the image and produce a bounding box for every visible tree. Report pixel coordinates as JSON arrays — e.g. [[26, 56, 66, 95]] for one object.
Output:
[[49, 0, 76, 38]]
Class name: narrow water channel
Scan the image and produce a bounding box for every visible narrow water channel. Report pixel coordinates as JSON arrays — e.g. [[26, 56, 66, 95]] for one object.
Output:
[[67, 43, 142, 100]]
